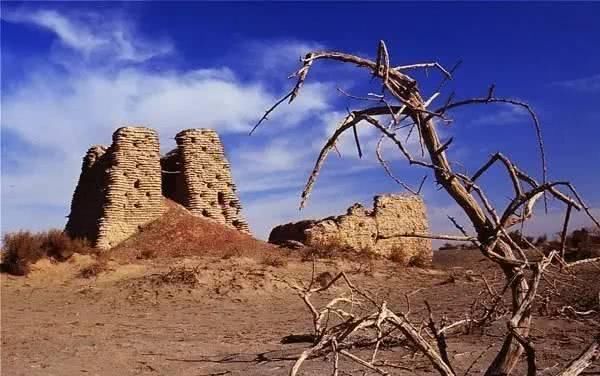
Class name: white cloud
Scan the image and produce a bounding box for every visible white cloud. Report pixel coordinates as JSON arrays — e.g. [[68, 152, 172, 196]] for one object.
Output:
[[552, 74, 600, 92], [0, 11, 342, 235], [2, 8, 172, 62], [469, 105, 529, 126]]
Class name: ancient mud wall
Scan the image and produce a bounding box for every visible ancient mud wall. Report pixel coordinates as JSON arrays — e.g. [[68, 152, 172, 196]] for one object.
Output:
[[66, 127, 164, 249], [66, 126, 249, 249], [65, 146, 110, 244], [269, 194, 431, 263], [174, 129, 250, 233], [97, 127, 164, 249]]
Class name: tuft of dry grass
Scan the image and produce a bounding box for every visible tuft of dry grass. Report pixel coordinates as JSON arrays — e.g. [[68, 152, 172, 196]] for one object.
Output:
[[1, 230, 94, 276], [1, 231, 45, 275], [389, 247, 408, 264], [260, 254, 288, 268], [221, 247, 243, 260], [78, 261, 108, 279], [138, 249, 157, 260]]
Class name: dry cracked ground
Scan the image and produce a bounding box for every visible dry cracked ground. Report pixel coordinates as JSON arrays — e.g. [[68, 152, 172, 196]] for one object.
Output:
[[2, 249, 599, 376]]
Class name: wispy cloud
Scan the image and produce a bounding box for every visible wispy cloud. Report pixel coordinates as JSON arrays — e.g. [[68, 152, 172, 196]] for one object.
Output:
[[469, 105, 529, 126], [551, 74, 600, 92], [2, 8, 173, 63], [0, 7, 346, 235]]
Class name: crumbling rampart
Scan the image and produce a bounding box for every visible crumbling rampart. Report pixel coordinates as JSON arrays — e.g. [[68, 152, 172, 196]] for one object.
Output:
[[173, 129, 249, 233], [269, 194, 431, 263], [66, 127, 249, 249]]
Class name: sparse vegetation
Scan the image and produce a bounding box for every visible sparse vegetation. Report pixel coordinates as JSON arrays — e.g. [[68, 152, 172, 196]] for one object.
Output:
[[260, 253, 287, 268], [78, 260, 108, 279], [138, 248, 157, 260], [1, 229, 93, 275], [255, 41, 600, 376], [221, 246, 243, 260]]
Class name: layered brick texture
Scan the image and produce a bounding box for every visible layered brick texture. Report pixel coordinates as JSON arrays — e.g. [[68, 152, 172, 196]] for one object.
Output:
[[172, 129, 249, 233], [66, 127, 249, 249], [269, 194, 432, 263]]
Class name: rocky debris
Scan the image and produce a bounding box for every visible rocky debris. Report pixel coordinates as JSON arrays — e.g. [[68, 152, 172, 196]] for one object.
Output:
[[269, 194, 431, 264], [66, 126, 250, 250]]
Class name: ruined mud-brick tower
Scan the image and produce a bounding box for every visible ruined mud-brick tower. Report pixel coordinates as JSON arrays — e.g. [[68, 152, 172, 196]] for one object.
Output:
[[66, 127, 164, 249], [171, 129, 250, 233], [66, 126, 249, 249]]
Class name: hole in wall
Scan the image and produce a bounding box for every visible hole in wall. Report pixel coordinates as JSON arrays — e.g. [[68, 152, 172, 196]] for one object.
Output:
[[215, 174, 222, 180], [134, 202, 142, 208], [210, 201, 217, 207], [218, 192, 226, 205], [134, 180, 141, 189], [201, 146, 207, 152], [146, 192, 151, 197], [191, 137, 197, 143], [207, 182, 214, 189], [202, 209, 210, 217]]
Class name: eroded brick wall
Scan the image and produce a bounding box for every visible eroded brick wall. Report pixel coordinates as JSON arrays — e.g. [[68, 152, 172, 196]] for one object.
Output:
[[65, 146, 110, 244], [175, 129, 250, 233], [269, 194, 432, 263], [66, 127, 250, 249], [66, 127, 164, 249], [96, 127, 164, 249]]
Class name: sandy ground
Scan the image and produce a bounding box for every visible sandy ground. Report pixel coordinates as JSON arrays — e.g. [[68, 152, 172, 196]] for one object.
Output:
[[2, 249, 599, 376]]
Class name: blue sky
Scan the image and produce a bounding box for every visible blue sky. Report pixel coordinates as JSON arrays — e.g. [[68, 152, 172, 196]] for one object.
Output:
[[1, 2, 599, 240]]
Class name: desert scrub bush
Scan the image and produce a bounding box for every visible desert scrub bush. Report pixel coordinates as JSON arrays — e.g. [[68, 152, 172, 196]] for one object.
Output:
[[1, 229, 93, 275], [138, 248, 157, 260], [300, 239, 355, 261], [78, 261, 108, 279], [260, 253, 288, 268], [389, 247, 409, 264], [407, 253, 431, 268], [42, 229, 93, 261], [1, 231, 45, 275], [221, 246, 243, 260]]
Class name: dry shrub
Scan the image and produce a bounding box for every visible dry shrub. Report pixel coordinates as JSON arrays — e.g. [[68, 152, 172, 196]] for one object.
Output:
[[1, 230, 94, 276], [389, 247, 409, 264], [42, 229, 93, 261], [221, 247, 243, 260], [300, 239, 354, 261], [260, 253, 288, 268], [407, 253, 431, 268], [78, 261, 108, 279], [147, 265, 202, 287], [138, 249, 157, 260], [1, 231, 45, 275]]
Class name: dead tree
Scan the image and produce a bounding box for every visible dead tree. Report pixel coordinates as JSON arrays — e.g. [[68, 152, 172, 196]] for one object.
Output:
[[253, 41, 600, 375]]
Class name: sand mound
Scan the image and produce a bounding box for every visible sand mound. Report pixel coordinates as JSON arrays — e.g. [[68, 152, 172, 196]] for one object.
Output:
[[109, 200, 279, 262]]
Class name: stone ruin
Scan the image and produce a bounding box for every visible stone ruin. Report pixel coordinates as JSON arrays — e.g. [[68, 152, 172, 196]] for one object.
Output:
[[269, 194, 432, 263], [65, 126, 249, 249]]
